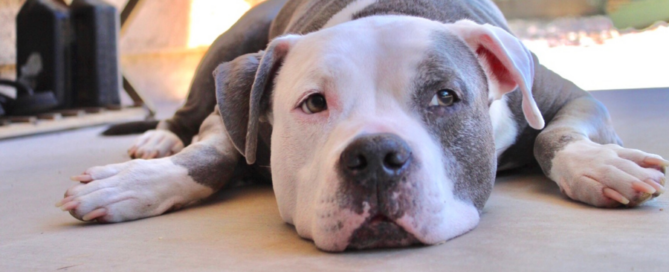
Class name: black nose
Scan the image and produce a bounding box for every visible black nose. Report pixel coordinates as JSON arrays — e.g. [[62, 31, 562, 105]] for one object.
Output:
[[339, 133, 412, 186]]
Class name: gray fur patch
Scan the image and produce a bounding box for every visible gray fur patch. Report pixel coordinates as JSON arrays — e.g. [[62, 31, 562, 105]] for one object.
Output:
[[271, 0, 356, 37], [272, 0, 509, 39], [171, 145, 244, 190], [410, 30, 496, 211], [352, 0, 508, 29]]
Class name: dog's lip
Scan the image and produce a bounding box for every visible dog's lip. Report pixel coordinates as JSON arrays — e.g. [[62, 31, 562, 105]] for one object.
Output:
[[346, 213, 422, 250], [369, 214, 390, 224]]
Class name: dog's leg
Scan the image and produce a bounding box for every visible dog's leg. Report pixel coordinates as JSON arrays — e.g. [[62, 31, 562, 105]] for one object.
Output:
[[129, 0, 288, 159], [534, 92, 667, 207], [57, 108, 242, 222]]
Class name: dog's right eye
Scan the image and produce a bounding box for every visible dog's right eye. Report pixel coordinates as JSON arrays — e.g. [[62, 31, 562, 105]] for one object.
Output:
[[301, 94, 327, 114]]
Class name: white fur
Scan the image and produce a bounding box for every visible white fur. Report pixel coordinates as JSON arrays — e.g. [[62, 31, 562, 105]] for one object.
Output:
[[490, 96, 518, 160], [64, 159, 213, 222], [130, 129, 184, 159], [270, 16, 479, 251], [322, 0, 377, 29]]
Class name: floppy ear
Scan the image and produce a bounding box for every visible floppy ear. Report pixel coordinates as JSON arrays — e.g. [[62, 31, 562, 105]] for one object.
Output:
[[446, 20, 544, 130], [214, 35, 300, 164], [214, 52, 262, 161]]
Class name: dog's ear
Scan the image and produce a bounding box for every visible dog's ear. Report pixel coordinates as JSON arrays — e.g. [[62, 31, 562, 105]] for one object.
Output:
[[214, 35, 300, 164], [446, 20, 544, 130], [214, 52, 262, 162]]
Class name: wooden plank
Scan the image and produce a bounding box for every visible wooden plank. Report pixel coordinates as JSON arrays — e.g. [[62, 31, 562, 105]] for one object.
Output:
[[6, 116, 37, 123], [59, 109, 86, 117], [83, 107, 104, 113], [0, 107, 147, 140], [37, 112, 63, 120]]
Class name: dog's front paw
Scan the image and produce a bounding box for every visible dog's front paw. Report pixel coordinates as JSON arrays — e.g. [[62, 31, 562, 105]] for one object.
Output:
[[128, 130, 184, 159], [56, 159, 213, 223], [550, 140, 667, 207]]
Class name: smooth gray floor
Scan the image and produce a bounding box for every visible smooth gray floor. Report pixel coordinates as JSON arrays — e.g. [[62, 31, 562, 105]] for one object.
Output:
[[0, 89, 667, 271]]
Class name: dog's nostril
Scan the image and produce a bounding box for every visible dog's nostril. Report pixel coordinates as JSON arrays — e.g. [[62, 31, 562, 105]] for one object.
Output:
[[346, 154, 367, 170], [384, 151, 410, 169], [340, 133, 412, 180]]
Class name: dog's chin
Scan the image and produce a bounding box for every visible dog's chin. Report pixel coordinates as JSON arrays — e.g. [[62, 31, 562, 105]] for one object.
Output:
[[346, 214, 422, 250]]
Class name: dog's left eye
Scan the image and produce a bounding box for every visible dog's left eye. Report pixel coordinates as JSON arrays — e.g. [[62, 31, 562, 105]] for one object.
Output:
[[429, 89, 458, 107], [301, 93, 327, 114]]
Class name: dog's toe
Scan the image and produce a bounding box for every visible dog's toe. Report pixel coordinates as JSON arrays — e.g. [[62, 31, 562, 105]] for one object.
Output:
[[129, 130, 184, 159], [82, 208, 108, 222]]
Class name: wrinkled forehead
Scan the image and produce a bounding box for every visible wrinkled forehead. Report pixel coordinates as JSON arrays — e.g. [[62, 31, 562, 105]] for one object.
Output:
[[295, 16, 443, 60], [276, 16, 480, 107], [283, 17, 446, 79]]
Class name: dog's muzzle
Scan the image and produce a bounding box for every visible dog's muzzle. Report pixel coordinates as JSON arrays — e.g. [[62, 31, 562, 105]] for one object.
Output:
[[339, 133, 421, 249]]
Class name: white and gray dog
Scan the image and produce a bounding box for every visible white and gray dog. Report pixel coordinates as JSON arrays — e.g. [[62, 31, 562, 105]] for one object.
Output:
[[57, 0, 667, 251]]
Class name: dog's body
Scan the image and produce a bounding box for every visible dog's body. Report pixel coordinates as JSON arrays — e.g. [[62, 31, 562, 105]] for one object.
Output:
[[58, 0, 667, 251]]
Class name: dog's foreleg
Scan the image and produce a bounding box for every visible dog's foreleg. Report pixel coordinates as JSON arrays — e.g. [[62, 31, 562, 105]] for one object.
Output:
[[534, 95, 667, 207], [58, 108, 242, 222]]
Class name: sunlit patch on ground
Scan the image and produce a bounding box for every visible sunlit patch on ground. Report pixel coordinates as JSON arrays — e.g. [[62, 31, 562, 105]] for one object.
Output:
[[509, 17, 669, 91]]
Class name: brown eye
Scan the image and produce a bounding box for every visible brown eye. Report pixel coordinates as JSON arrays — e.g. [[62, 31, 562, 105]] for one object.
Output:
[[301, 94, 327, 114], [429, 89, 457, 107]]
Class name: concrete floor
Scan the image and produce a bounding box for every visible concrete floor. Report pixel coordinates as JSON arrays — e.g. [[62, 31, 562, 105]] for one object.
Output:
[[0, 88, 668, 271]]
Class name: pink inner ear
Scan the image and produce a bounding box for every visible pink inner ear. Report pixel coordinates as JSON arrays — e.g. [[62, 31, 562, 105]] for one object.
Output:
[[447, 19, 545, 129], [476, 45, 517, 96]]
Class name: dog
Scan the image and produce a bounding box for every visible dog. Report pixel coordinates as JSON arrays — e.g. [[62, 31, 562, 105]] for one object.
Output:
[[57, 0, 667, 252]]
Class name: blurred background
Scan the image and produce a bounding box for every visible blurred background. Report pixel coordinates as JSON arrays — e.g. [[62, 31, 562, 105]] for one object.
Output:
[[0, 0, 667, 119]]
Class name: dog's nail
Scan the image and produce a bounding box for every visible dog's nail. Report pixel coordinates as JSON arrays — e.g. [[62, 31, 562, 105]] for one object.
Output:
[[644, 179, 665, 194], [82, 208, 106, 221], [644, 156, 669, 167], [55, 196, 74, 207], [603, 188, 630, 205], [60, 201, 79, 211], [632, 181, 656, 194], [70, 174, 92, 182]]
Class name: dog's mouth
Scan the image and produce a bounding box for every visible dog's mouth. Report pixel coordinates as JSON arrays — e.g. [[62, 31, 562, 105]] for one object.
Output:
[[346, 214, 421, 250]]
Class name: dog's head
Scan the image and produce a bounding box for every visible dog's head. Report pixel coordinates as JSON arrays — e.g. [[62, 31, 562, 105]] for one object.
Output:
[[214, 16, 542, 251]]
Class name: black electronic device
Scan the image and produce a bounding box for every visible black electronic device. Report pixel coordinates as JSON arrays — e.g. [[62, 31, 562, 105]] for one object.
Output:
[[1, 0, 121, 117], [70, 0, 121, 108], [13, 0, 70, 115]]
